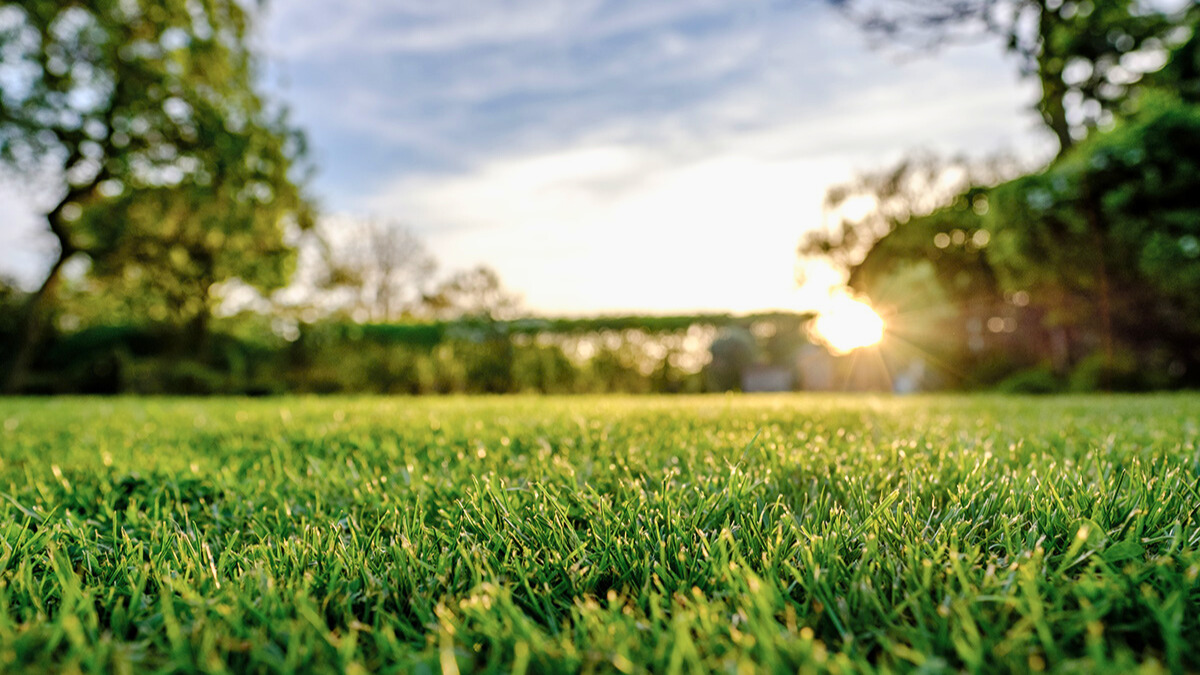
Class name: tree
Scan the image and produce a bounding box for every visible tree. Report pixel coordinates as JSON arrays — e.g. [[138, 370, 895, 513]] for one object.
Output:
[[305, 217, 437, 322], [987, 93, 1200, 380], [423, 266, 522, 321], [0, 276, 25, 346], [829, 0, 1186, 155], [834, 89, 1200, 386], [799, 152, 1024, 286], [0, 0, 311, 390], [803, 6, 1200, 387]]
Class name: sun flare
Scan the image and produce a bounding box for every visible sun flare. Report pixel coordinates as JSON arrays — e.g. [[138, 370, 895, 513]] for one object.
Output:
[[811, 295, 885, 354]]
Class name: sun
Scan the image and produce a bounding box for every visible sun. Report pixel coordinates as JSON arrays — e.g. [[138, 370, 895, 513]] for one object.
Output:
[[810, 295, 885, 354]]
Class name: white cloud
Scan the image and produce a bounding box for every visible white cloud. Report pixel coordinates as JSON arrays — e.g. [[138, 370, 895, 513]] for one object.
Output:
[[263, 0, 736, 59], [352, 46, 1046, 314], [370, 146, 834, 314], [1, 0, 1054, 313]]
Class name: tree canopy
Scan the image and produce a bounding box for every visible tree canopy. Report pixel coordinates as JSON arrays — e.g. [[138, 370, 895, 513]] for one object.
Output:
[[808, 5, 1200, 388], [829, 0, 1189, 154], [843, 32, 1200, 386], [0, 0, 311, 387]]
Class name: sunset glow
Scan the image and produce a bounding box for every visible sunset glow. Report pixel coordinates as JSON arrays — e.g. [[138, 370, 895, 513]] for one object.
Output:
[[810, 295, 885, 354]]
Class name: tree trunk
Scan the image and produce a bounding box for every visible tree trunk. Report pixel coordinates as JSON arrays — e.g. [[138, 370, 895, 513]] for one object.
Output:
[[2, 190, 84, 394], [2, 117, 118, 393], [1, 147, 107, 393], [185, 308, 210, 356], [181, 268, 216, 357], [2, 248, 72, 394]]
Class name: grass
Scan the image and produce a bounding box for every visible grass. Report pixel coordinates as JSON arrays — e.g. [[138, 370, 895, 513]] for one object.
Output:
[[1, 394, 1199, 673]]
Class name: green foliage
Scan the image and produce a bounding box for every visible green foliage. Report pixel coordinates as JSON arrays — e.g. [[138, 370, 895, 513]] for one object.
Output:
[[11, 313, 811, 395], [0, 0, 312, 386], [0, 277, 25, 341], [298, 313, 807, 346], [987, 94, 1200, 360], [995, 363, 1063, 394], [853, 187, 1000, 305], [423, 265, 522, 320], [1150, 12, 1200, 104], [841, 25, 1200, 389], [2, 395, 1200, 672], [18, 323, 286, 395], [1068, 350, 1146, 393], [831, 0, 1187, 153], [511, 345, 579, 394]]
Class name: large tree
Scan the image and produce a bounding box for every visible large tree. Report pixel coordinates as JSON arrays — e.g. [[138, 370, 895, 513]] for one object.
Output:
[[986, 92, 1200, 375], [0, 0, 311, 390], [835, 87, 1200, 384], [829, 0, 1186, 155], [799, 3, 1200, 385], [804, 0, 1192, 283]]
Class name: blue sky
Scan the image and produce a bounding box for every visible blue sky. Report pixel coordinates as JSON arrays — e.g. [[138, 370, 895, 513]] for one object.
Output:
[[1, 0, 1051, 314]]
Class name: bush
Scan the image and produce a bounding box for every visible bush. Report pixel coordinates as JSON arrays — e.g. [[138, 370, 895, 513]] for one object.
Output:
[[1069, 350, 1146, 392], [995, 364, 1062, 394], [123, 358, 230, 395]]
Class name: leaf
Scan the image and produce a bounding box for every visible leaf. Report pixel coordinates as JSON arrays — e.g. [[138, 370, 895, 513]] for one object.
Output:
[[1101, 539, 1145, 563]]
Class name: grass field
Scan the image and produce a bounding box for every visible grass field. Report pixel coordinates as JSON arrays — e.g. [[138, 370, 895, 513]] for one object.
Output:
[[2, 395, 1199, 673]]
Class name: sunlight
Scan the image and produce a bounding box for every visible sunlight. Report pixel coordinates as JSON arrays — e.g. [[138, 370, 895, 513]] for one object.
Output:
[[810, 294, 885, 354]]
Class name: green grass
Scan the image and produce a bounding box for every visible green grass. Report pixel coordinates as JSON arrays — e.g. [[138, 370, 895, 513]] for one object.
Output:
[[1, 395, 1199, 673]]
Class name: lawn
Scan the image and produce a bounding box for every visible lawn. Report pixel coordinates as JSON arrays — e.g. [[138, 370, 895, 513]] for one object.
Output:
[[1, 395, 1199, 673]]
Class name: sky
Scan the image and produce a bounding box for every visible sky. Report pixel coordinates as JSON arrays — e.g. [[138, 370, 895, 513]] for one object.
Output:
[[0, 0, 1053, 315]]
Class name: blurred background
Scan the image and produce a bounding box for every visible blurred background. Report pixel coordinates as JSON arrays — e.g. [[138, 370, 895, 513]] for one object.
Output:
[[1, 0, 1198, 395]]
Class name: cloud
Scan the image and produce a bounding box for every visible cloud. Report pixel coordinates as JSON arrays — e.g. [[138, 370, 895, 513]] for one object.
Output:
[[261, 0, 1047, 202], [2, 0, 1052, 313], [265, 1, 806, 170], [365, 146, 831, 314], [263, 0, 736, 59], [358, 56, 1043, 315]]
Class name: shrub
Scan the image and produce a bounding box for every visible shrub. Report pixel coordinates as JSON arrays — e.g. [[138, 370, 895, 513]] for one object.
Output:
[[1069, 350, 1146, 392], [995, 364, 1062, 394]]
